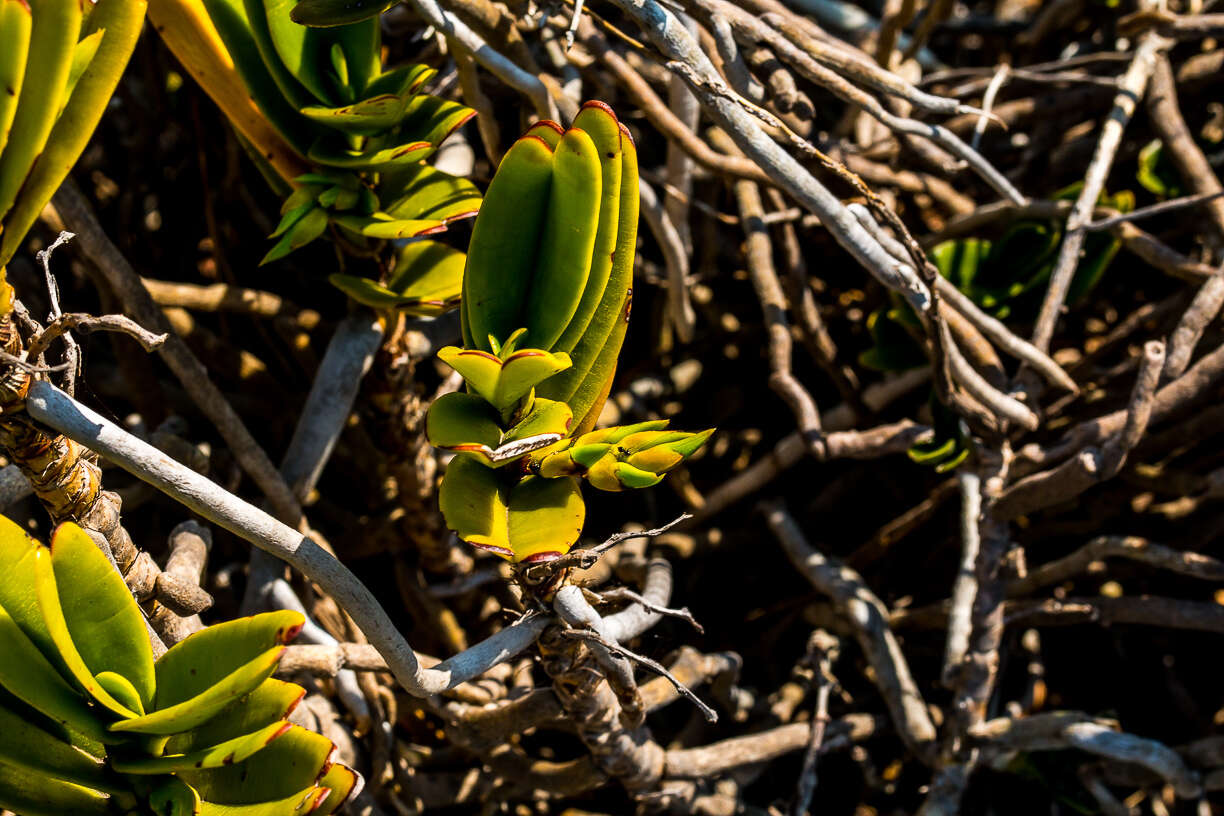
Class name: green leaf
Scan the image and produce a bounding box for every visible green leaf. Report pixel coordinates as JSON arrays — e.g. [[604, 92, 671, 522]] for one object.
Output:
[[426, 393, 570, 467], [313, 762, 362, 815], [260, 0, 340, 105], [201, 0, 320, 156], [0, 603, 112, 744], [261, 206, 329, 264], [438, 457, 584, 562], [301, 93, 412, 135], [196, 786, 332, 815], [94, 671, 145, 717], [0, 514, 57, 663], [0, 700, 109, 790], [361, 62, 435, 100], [437, 346, 573, 411], [148, 776, 202, 816], [387, 239, 464, 303], [33, 543, 140, 720], [425, 392, 504, 456], [1136, 139, 1181, 197], [113, 720, 291, 773], [461, 134, 554, 350], [45, 523, 155, 710], [0, 0, 144, 270], [536, 123, 638, 430], [305, 95, 472, 170], [0, 0, 32, 161], [331, 212, 445, 239], [57, 30, 104, 119], [112, 611, 303, 735], [523, 127, 603, 350], [0, 0, 80, 229], [503, 398, 574, 444], [382, 163, 482, 223], [180, 724, 336, 805], [552, 102, 624, 353], [241, 0, 317, 109], [291, 0, 395, 27], [0, 760, 111, 816], [165, 678, 304, 757]]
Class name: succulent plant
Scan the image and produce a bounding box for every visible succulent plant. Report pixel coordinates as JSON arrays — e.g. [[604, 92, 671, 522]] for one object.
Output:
[[151, 0, 480, 310], [0, 516, 360, 816], [424, 103, 712, 564], [0, 0, 146, 270]]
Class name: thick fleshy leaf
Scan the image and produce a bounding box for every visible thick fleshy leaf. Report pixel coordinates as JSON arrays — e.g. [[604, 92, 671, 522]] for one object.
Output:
[[439, 458, 584, 562], [505, 475, 585, 563], [331, 212, 446, 240], [360, 62, 434, 101], [383, 164, 481, 223], [166, 678, 304, 756], [300, 93, 412, 135], [291, 0, 395, 27], [112, 611, 303, 735], [537, 123, 638, 427], [461, 135, 554, 350], [197, 786, 331, 815], [523, 127, 602, 350], [313, 762, 362, 815], [552, 102, 623, 353], [588, 459, 662, 491], [503, 399, 573, 444], [149, 776, 202, 816], [387, 239, 464, 304], [32, 546, 139, 719], [196, 0, 320, 158], [0, 701, 108, 790], [0, 0, 32, 160], [58, 29, 104, 118], [437, 346, 572, 411], [0, 514, 56, 661], [0, 0, 80, 228], [0, 761, 111, 816], [524, 119, 564, 148], [155, 611, 303, 705], [94, 671, 145, 717], [261, 206, 330, 264], [438, 457, 510, 557], [180, 724, 336, 805], [45, 523, 155, 709], [111, 647, 286, 736], [327, 274, 456, 314], [113, 720, 291, 773], [260, 0, 339, 105], [0, 604, 111, 744], [425, 392, 502, 453], [426, 393, 569, 467], [436, 348, 501, 404], [495, 350, 574, 410], [0, 0, 145, 272]]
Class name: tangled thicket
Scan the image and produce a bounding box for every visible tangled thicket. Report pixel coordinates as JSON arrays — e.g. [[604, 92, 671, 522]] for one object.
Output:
[[3, 0, 1224, 814]]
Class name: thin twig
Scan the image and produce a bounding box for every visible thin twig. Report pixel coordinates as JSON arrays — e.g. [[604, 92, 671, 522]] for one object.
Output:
[[763, 499, 937, 755], [1029, 32, 1166, 354], [27, 313, 167, 361], [561, 628, 719, 722]]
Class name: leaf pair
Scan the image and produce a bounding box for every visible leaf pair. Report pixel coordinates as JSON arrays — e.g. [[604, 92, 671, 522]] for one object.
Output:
[[0, 0, 147, 269], [0, 517, 360, 816]]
